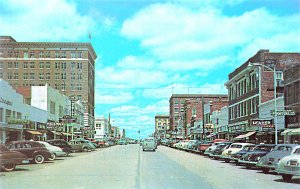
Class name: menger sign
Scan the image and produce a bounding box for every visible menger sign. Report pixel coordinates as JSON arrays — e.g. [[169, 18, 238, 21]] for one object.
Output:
[[251, 119, 274, 128]]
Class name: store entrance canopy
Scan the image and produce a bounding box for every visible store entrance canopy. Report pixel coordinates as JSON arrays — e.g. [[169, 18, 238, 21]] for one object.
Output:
[[27, 130, 43, 135], [234, 131, 256, 139]]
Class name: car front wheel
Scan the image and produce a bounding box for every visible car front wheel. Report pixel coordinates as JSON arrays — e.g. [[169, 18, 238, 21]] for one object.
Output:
[[48, 153, 56, 161], [282, 174, 292, 182], [3, 164, 16, 172], [34, 154, 45, 164]]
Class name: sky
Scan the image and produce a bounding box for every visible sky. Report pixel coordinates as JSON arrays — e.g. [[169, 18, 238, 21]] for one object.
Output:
[[1, 0, 299, 139]]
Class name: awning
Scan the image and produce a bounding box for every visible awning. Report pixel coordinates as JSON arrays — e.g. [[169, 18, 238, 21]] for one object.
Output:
[[281, 129, 293, 136], [61, 132, 73, 136], [289, 128, 300, 135], [234, 131, 256, 139], [27, 130, 43, 135]]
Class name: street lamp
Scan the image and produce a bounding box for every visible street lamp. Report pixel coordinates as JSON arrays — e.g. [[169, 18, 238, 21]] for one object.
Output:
[[248, 62, 278, 145]]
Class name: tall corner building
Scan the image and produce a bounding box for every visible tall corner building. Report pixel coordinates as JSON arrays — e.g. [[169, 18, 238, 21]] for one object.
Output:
[[0, 36, 97, 130]]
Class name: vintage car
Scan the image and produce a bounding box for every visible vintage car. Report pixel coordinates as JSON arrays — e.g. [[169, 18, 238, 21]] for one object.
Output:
[[209, 142, 232, 159], [231, 145, 256, 165], [7, 141, 51, 164], [69, 140, 94, 152], [238, 144, 276, 169], [256, 144, 299, 174], [204, 141, 231, 156], [47, 139, 72, 155], [0, 144, 30, 172], [117, 139, 128, 145], [142, 138, 156, 151], [220, 143, 255, 163], [37, 141, 66, 160], [276, 145, 300, 181]]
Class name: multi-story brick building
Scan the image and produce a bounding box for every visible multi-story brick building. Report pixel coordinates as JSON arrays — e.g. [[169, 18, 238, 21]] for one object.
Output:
[[283, 63, 300, 144], [169, 94, 227, 139], [155, 114, 170, 139], [225, 49, 300, 143], [0, 36, 97, 138]]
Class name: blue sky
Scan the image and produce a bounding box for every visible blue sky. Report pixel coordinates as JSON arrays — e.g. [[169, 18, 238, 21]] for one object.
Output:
[[1, 0, 300, 139]]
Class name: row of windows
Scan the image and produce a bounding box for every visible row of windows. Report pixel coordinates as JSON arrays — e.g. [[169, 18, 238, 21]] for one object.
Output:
[[3, 72, 83, 81], [1, 50, 83, 59], [285, 81, 300, 105], [54, 83, 83, 91], [0, 108, 22, 123], [1, 61, 83, 69], [229, 97, 258, 120], [229, 73, 258, 100]]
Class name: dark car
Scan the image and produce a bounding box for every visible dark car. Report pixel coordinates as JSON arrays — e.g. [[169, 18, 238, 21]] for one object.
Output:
[[231, 145, 256, 165], [0, 144, 29, 172], [239, 144, 276, 169], [47, 139, 72, 155], [7, 141, 51, 164], [210, 142, 232, 160]]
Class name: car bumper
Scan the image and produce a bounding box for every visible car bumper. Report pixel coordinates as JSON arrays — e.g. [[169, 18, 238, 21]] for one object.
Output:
[[55, 151, 67, 157], [256, 162, 277, 170], [276, 168, 300, 176], [238, 160, 258, 166]]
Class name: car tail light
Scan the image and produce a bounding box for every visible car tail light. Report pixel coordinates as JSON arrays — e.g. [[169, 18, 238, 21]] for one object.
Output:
[[287, 160, 299, 166]]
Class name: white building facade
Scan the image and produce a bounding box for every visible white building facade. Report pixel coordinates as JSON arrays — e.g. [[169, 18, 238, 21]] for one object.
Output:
[[94, 117, 109, 139]]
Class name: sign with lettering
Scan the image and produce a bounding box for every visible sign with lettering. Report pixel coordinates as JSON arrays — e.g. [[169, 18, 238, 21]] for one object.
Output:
[[0, 97, 13, 106], [270, 110, 295, 116], [251, 119, 273, 127]]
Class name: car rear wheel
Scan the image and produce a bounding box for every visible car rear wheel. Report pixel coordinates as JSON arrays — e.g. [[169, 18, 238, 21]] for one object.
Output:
[[225, 159, 230, 163], [282, 174, 292, 182], [245, 165, 252, 169], [34, 154, 45, 164], [48, 153, 56, 161], [83, 147, 88, 152], [3, 164, 16, 172]]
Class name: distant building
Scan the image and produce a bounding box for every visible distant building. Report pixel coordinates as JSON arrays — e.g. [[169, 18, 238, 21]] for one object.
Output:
[[95, 117, 109, 139], [155, 114, 169, 139], [225, 49, 300, 143], [212, 106, 229, 139], [0, 36, 97, 138]]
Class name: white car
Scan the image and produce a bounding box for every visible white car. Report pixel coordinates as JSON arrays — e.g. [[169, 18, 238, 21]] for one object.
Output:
[[276, 145, 300, 181], [142, 138, 156, 151], [220, 143, 255, 163], [37, 141, 66, 160]]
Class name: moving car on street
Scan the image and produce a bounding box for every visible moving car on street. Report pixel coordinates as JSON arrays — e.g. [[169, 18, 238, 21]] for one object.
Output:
[[276, 145, 300, 182], [7, 141, 51, 164], [142, 138, 156, 152], [0, 144, 29, 172], [256, 144, 299, 174]]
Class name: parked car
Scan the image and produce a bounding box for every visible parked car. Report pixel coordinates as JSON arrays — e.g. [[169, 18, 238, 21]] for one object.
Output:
[[256, 144, 299, 174], [210, 142, 232, 159], [276, 145, 300, 181], [220, 143, 255, 163], [238, 144, 276, 169], [7, 141, 51, 164], [142, 138, 156, 151], [198, 142, 213, 154], [184, 140, 199, 151], [0, 144, 29, 172], [95, 139, 106, 148], [231, 145, 256, 165], [47, 139, 72, 156], [75, 139, 96, 150], [37, 141, 66, 160], [69, 140, 94, 152], [204, 141, 231, 156], [118, 139, 128, 145]]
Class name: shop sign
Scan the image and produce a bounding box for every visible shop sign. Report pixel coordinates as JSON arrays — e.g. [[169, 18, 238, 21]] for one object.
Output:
[[287, 123, 300, 128], [7, 118, 28, 124], [252, 119, 273, 127], [0, 97, 13, 106], [4, 124, 23, 129], [270, 110, 295, 116]]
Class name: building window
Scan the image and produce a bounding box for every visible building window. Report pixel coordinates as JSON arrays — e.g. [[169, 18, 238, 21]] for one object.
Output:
[[8, 62, 13, 69], [30, 73, 35, 80], [45, 51, 50, 58], [77, 51, 82, 58], [55, 51, 60, 58], [61, 51, 66, 58], [55, 84, 60, 90], [71, 72, 76, 80], [39, 62, 44, 69], [0, 71, 3, 79], [7, 73, 13, 80], [29, 62, 35, 69], [174, 108, 179, 113], [14, 62, 19, 69], [250, 73, 257, 90], [61, 83, 66, 91], [192, 109, 196, 116], [55, 73, 60, 80], [14, 73, 18, 80], [71, 84, 76, 91], [0, 62, 3, 69], [61, 62, 66, 69], [71, 51, 76, 58], [39, 51, 44, 58], [45, 73, 51, 80], [29, 51, 35, 58], [39, 73, 44, 80], [23, 51, 28, 59], [61, 72, 66, 79], [174, 99, 179, 105], [23, 62, 28, 69], [77, 84, 82, 91], [55, 62, 60, 69], [77, 62, 82, 69], [45, 62, 50, 69], [295, 81, 300, 103], [71, 62, 76, 69], [23, 73, 28, 80], [50, 101, 55, 114], [77, 73, 82, 80]]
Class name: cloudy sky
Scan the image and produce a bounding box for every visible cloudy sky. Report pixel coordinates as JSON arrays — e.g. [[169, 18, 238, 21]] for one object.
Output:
[[1, 0, 299, 139]]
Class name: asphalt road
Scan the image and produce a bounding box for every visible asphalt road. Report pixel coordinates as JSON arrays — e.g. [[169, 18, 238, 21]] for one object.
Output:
[[0, 144, 299, 189]]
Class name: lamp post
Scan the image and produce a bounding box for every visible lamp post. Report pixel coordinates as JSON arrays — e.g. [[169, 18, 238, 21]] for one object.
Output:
[[248, 62, 278, 145]]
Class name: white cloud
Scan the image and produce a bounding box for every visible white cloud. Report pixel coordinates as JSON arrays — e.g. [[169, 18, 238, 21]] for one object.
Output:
[[0, 0, 101, 41], [117, 56, 155, 69], [95, 90, 133, 105]]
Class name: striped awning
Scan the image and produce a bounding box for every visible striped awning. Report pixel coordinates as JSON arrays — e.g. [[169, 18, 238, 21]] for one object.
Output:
[[27, 130, 43, 135], [281, 129, 293, 136], [234, 131, 256, 139], [288, 128, 300, 135]]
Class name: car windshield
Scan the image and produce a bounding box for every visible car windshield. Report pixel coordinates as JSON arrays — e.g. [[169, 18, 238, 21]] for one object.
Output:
[[230, 144, 243, 148], [254, 145, 274, 151], [293, 148, 300, 154], [275, 146, 292, 151]]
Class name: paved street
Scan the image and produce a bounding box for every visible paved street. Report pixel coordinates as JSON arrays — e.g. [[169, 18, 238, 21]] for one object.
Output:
[[0, 145, 299, 189]]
